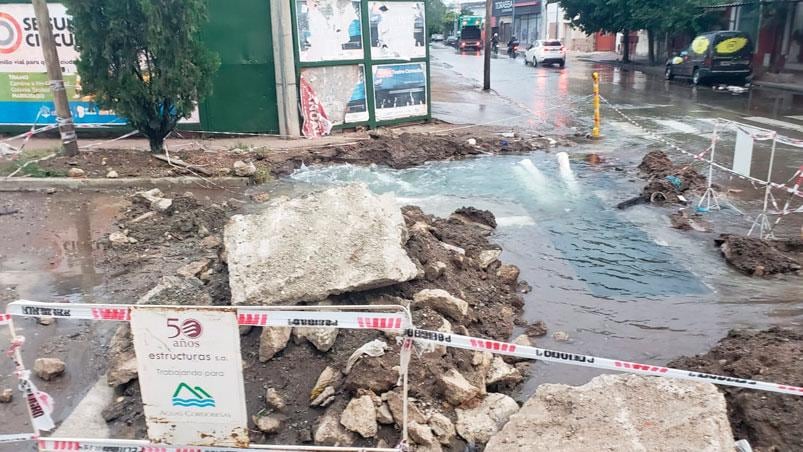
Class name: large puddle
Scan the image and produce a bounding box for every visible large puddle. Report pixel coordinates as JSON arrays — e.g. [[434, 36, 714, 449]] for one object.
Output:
[[291, 152, 803, 398]]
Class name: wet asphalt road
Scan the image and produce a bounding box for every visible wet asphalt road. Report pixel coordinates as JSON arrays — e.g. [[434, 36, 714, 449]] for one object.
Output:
[[430, 44, 803, 195]]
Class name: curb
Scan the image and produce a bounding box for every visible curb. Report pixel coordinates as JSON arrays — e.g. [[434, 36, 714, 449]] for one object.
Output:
[[0, 176, 251, 192], [751, 80, 803, 93]]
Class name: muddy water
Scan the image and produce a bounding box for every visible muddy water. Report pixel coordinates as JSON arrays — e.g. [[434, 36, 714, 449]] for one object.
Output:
[[290, 152, 803, 401], [0, 192, 125, 446], [0, 189, 229, 447]]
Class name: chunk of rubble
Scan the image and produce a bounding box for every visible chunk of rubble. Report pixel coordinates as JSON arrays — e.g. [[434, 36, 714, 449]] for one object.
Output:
[[440, 369, 481, 405], [310, 366, 342, 401], [413, 289, 469, 321], [484, 374, 733, 452], [253, 413, 283, 434], [456, 393, 519, 445], [34, 357, 65, 381], [485, 356, 523, 388], [106, 323, 138, 387], [409, 421, 438, 448], [265, 388, 286, 410], [340, 395, 378, 438], [293, 327, 338, 352], [315, 406, 357, 446], [258, 327, 291, 362], [225, 184, 418, 305], [428, 412, 456, 445]]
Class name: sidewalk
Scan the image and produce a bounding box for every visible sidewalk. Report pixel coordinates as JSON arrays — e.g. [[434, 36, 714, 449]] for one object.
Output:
[[574, 51, 803, 93]]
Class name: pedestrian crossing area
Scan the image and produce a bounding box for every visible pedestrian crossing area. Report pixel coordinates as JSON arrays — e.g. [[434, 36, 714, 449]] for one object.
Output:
[[742, 116, 803, 134]]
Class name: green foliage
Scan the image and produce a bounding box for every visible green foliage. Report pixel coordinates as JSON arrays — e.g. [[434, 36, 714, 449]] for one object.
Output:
[[62, 0, 219, 153], [562, 0, 725, 37], [426, 0, 448, 36]]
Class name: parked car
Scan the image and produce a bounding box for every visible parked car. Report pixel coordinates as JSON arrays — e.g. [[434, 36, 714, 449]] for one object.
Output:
[[445, 35, 458, 47], [525, 40, 566, 67], [430, 33, 445, 42], [665, 31, 753, 85]]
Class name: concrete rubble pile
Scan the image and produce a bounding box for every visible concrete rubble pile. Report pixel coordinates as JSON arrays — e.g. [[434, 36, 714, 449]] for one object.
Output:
[[30, 179, 757, 451]]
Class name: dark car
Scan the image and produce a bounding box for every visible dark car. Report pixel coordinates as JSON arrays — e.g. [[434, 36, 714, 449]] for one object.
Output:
[[445, 35, 458, 47], [665, 31, 753, 85]]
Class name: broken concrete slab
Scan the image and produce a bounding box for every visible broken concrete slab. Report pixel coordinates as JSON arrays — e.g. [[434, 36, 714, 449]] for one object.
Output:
[[484, 374, 733, 452], [225, 184, 419, 305]]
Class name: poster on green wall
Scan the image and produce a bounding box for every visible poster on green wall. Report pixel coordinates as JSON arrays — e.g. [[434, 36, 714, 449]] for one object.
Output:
[[372, 62, 426, 121], [296, 0, 363, 62], [368, 2, 425, 60], [300, 65, 368, 125], [0, 3, 198, 126]]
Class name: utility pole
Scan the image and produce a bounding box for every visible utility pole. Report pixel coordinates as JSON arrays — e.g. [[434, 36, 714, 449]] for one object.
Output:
[[32, 0, 78, 156], [483, 0, 492, 90]]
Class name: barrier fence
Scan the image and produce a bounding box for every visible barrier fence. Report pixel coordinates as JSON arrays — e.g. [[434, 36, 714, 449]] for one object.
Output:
[[3, 299, 803, 451], [601, 95, 803, 238]]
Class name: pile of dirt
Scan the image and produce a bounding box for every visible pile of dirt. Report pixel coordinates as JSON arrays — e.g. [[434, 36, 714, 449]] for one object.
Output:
[[715, 234, 802, 276], [618, 150, 708, 209], [100, 193, 531, 449], [669, 328, 803, 452], [32, 129, 569, 180]]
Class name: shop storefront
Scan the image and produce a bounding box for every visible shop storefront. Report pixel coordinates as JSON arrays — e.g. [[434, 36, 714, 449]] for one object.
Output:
[[492, 0, 542, 45]]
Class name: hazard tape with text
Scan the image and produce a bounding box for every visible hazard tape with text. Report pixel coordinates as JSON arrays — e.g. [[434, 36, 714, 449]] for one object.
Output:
[[5, 300, 408, 331], [0, 433, 37, 444], [37, 437, 400, 452], [407, 328, 803, 397]]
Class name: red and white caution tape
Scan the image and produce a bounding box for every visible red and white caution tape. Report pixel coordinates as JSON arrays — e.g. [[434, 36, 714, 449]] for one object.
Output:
[[6, 300, 410, 331], [21, 376, 55, 432], [0, 433, 37, 444], [0, 313, 11, 325], [37, 437, 400, 451], [406, 329, 803, 397]]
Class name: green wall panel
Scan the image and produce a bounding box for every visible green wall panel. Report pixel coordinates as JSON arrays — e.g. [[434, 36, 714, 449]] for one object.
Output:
[[200, 0, 279, 133]]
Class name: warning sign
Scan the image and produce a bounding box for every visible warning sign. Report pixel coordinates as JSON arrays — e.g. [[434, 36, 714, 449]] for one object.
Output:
[[130, 307, 249, 447]]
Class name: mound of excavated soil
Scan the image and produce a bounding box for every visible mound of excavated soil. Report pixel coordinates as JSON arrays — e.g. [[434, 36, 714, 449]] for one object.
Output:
[[715, 234, 802, 276], [34, 130, 569, 179], [100, 191, 531, 449], [669, 328, 803, 452], [618, 150, 709, 208]]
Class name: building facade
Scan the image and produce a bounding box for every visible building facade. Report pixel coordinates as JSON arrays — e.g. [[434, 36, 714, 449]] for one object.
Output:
[[720, 0, 803, 73], [492, 0, 544, 45]]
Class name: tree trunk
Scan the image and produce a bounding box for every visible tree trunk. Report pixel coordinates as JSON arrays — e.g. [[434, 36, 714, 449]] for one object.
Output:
[[648, 29, 656, 65], [148, 133, 165, 153], [622, 30, 631, 63]]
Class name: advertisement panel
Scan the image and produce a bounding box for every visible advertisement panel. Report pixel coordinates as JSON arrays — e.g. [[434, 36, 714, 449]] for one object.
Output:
[[301, 65, 368, 127], [296, 0, 363, 62], [131, 307, 248, 447], [369, 2, 425, 60], [0, 3, 197, 126], [493, 0, 514, 16], [372, 62, 427, 120]]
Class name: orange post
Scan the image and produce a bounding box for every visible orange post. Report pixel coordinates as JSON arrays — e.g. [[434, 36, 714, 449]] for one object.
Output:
[[592, 72, 601, 139]]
